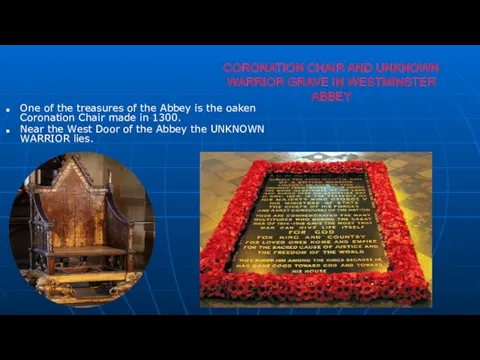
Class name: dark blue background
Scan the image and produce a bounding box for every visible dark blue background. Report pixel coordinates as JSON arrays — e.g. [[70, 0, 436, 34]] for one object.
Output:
[[0, 45, 477, 315]]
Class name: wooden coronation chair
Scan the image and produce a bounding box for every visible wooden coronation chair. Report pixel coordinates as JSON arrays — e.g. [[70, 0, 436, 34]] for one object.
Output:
[[23, 154, 141, 305]]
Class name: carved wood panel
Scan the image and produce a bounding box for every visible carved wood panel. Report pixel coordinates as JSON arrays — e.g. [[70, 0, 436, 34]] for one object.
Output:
[[40, 163, 105, 248]]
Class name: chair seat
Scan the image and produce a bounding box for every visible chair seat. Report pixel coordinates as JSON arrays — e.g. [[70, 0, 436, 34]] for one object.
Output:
[[52, 246, 127, 257]]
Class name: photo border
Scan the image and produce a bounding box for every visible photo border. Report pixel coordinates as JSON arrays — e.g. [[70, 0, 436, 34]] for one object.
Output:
[[200, 160, 431, 305]]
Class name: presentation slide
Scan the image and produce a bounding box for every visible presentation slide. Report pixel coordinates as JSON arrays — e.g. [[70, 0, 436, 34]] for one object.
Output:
[[0, 45, 476, 316]]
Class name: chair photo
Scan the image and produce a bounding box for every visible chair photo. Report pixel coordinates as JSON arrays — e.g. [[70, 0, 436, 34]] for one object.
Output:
[[22, 154, 141, 305]]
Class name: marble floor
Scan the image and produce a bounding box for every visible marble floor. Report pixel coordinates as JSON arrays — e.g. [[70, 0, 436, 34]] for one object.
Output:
[[200, 152, 432, 308]]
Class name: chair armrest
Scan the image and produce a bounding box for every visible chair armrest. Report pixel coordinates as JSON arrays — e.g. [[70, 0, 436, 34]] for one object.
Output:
[[30, 194, 54, 253], [31, 194, 54, 228], [106, 192, 134, 250], [106, 193, 133, 227]]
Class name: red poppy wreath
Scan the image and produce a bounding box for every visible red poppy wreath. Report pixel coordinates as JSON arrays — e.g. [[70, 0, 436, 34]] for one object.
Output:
[[200, 160, 431, 305]]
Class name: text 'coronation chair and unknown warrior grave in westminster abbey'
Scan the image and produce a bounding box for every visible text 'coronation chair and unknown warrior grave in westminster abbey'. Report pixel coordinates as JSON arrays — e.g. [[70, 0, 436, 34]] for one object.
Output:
[[21, 154, 142, 306]]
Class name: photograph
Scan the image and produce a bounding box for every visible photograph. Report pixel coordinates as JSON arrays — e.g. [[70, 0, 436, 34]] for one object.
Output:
[[200, 152, 432, 308], [9, 152, 155, 307]]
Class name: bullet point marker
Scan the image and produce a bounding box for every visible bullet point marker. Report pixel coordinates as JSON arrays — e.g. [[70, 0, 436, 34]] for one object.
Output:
[[5, 129, 10, 133], [5, 108, 10, 113]]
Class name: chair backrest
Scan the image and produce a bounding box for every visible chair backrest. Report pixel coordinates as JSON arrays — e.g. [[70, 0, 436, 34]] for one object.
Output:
[[32, 154, 108, 248]]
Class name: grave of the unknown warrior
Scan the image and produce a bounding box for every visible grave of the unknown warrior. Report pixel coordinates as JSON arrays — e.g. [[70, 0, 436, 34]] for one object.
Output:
[[200, 160, 431, 305], [227, 173, 388, 275]]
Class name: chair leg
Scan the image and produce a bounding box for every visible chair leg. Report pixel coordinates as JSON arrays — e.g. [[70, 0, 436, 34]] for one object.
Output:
[[126, 254, 134, 272], [47, 254, 55, 275], [28, 248, 33, 270]]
